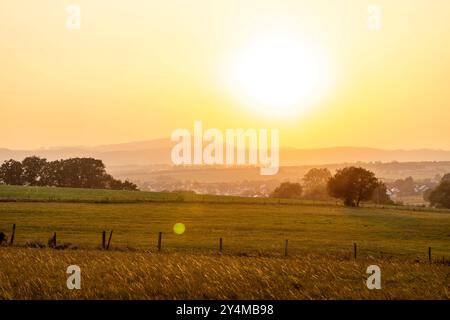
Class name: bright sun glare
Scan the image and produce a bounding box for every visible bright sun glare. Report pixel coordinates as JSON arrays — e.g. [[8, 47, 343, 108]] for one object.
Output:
[[226, 34, 331, 118]]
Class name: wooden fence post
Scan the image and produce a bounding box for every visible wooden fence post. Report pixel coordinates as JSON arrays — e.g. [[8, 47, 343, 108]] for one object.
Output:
[[428, 247, 432, 264], [284, 240, 288, 257], [354, 243, 357, 260], [157, 232, 162, 251], [102, 231, 106, 249], [106, 230, 113, 250], [219, 238, 223, 253], [10, 224, 16, 246], [52, 232, 57, 248]]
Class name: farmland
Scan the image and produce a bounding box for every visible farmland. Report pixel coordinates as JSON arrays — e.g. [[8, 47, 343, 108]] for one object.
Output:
[[0, 185, 449, 299], [0, 248, 449, 299]]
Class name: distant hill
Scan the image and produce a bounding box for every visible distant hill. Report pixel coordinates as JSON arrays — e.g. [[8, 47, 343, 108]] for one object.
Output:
[[2, 139, 450, 167], [281, 147, 450, 165]]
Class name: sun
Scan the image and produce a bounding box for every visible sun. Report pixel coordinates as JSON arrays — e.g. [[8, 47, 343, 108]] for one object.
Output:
[[225, 34, 331, 118]]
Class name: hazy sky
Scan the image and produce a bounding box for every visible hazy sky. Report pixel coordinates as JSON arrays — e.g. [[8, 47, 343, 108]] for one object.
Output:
[[1, 0, 449, 150]]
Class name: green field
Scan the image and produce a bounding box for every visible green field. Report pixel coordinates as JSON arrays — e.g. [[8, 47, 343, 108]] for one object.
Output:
[[0, 184, 311, 204], [0, 185, 449, 259], [0, 185, 449, 299]]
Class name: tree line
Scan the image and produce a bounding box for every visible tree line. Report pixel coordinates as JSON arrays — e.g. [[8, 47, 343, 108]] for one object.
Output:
[[271, 166, 450, 209], [271, 167, 393, 207], [0, 156, 138, 191]]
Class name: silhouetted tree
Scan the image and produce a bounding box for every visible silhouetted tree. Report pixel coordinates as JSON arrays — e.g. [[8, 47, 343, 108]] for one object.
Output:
[[121, 180, 138, 191], [0, 160, 23, 185], [371, 181, 394, 205], [271, 182, 303, 199], [327, 167, 378, 207], [58, 158, 106, 188], [428, 180, 450, 209], [40, 159, 63, 187], [21, 156, 47, 186], [303, 168, 331, 199], [423, 188, 433, 203], [0, 156, 138, 191], [392, 176, 415, 196]]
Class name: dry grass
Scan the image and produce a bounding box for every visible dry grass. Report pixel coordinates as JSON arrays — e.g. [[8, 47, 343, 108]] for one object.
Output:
[[1, 186, 449, 299], [0, 247, 448, 300]]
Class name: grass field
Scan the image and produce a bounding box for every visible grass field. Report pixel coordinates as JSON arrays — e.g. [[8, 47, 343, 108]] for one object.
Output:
[[1, 184, 447, 213], [0, 248, 448, 299], [0, 185, 449, 299], [1, 200, 450, 258], [0, 184, 312, 205]]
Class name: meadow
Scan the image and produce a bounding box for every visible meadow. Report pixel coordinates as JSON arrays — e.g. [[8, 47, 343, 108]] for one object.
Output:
[[0, 248, 448, 299], [0, 185, 449, 299], [0, 184, 309, 204]]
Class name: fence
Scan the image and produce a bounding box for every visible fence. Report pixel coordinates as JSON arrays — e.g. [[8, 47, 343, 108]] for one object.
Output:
[[1, 223, 449, 265]]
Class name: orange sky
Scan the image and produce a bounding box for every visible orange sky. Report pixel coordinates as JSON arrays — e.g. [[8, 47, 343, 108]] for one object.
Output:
[[1, 0, 449, 150]]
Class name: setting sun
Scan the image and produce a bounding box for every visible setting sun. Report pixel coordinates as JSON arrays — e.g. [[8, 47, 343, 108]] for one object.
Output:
[[1, 0, 450, 305], [225, 34, 332, 118]]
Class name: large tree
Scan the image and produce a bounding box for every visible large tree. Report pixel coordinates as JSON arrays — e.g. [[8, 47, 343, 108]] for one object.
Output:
[[303, 168, 331, 199], [371, 181, 394, 205], [21, 156, 47, 186], [428, 180, 450, 209], [40, 159, 63, 187], [327, 167, 378, 207], [392, 176, 415, 196], [0, 160, 23, 185], [271, 182, 303, 199], [441, 173, 450, 183], [59, 158, 107, 188]]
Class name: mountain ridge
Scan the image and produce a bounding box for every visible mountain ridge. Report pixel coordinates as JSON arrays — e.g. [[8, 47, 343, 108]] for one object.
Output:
[[2, 139, 450, 167]]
